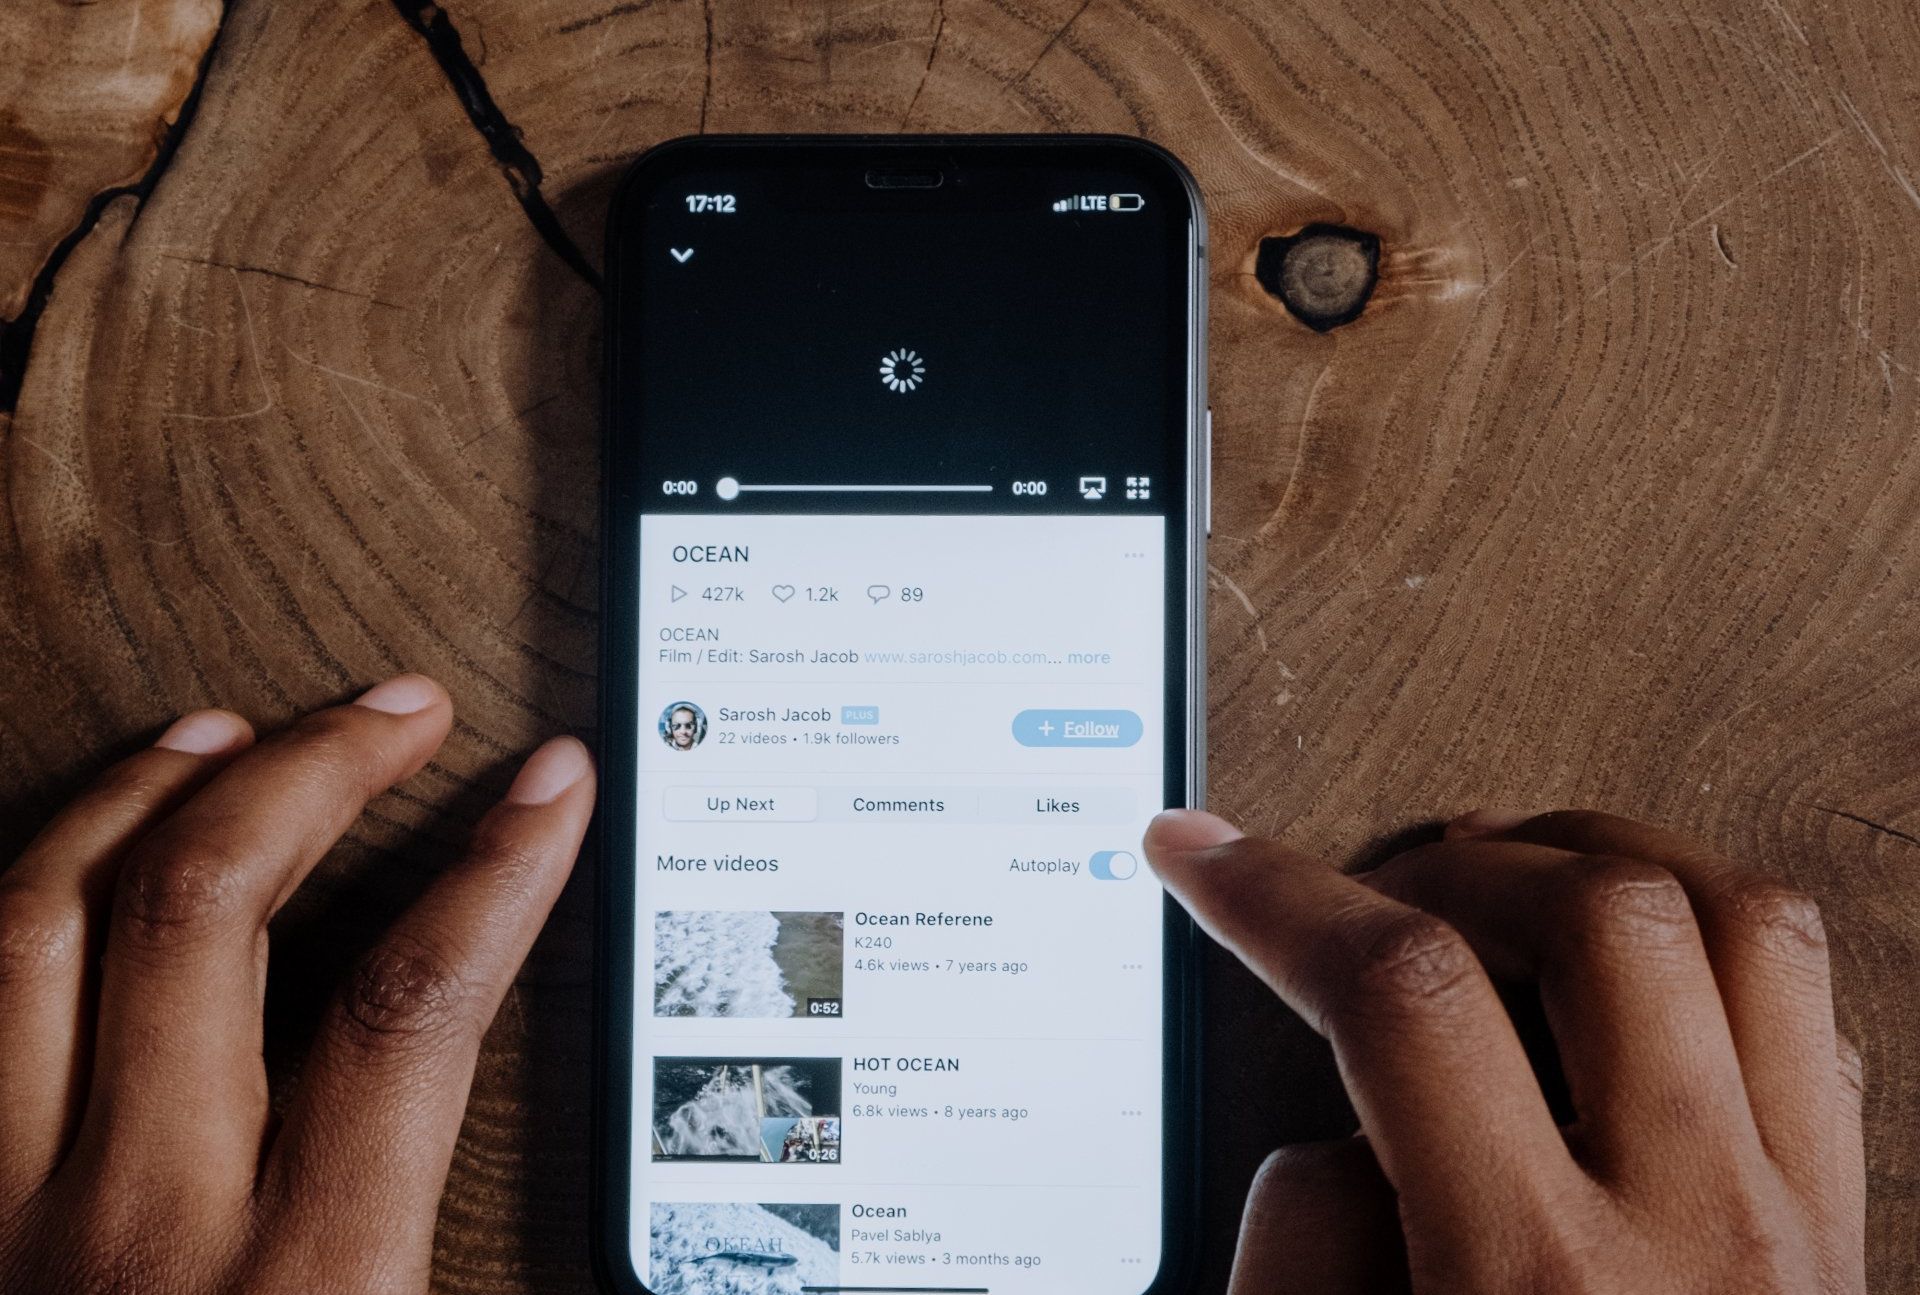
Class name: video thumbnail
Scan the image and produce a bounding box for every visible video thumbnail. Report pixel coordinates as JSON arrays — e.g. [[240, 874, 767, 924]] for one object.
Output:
[[654, 911, 846, 1020], [653, 1058, 843, 1163], [648, 1201, 840, 1295]]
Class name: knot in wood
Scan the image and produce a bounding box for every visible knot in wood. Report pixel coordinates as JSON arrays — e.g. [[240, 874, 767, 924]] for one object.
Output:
[[1255, 224, 1380, 332]]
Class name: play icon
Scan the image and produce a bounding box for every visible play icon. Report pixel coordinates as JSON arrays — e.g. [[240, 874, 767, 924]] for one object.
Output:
[[670, 585, 688, 602]]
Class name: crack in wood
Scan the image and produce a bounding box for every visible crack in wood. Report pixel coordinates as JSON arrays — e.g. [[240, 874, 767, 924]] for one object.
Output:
[[389, 0, 603, 293], [1009, 0, 1095, 93], [1711, 222, 1738, 269], [897, 0, 946, 131], [0, 3, 231, 415], [554, 1, 659, 37], [1814, 805, 1920, 849], [160, 253, 414, 310], [697, 0, 714, 134], [820, 0, 834, 84]]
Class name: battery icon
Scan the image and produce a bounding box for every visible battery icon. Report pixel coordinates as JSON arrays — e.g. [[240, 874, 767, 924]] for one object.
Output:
[[1109, 193, 1145, 211]]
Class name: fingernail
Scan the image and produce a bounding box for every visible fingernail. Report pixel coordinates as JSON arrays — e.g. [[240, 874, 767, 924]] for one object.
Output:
[[154, 708, 253, 755], [1144, 808, 1245, 856], [1445, 807, 1534, 839], [506, 736, 592, 805], [352, 673, 443, 715]]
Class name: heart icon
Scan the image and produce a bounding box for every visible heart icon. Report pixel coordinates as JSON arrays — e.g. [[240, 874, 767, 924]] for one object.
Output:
[[772, 584, 796, 603]]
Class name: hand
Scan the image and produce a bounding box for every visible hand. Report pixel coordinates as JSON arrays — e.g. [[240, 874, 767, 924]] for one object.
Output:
[[1145, 808, 1865, 1295], [0, 674, 595, 1293]]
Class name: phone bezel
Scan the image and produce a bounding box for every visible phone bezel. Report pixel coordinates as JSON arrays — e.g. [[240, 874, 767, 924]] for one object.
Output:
[[592, 133, 1208, 1295]]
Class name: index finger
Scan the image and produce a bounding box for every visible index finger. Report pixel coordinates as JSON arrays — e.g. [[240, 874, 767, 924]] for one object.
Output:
[[77, 674, 454, 1183], [1145, 810, 1586, 1257]]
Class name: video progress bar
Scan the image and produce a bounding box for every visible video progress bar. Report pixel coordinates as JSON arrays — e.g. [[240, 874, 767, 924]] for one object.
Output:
[[736, 484, 994, 493]]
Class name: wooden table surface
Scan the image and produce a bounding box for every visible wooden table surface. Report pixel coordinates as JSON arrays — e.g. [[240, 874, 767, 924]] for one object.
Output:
[[4, 0, 1918, 1290]]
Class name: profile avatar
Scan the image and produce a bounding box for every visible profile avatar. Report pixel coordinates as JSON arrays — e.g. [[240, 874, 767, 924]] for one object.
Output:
[[660, 701, 707, 751]]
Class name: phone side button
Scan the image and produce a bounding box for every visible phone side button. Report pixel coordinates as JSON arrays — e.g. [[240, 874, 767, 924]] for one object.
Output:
[[1204, 406, 1214, 536]]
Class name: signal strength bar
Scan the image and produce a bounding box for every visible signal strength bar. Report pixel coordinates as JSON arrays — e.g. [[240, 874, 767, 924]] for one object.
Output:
[[1051, 193, 1145, 213]]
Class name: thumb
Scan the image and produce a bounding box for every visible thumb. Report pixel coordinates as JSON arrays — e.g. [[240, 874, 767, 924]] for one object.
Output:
[[1143, 807, 1244, 856], [1230, 1138, 1410, 1295]]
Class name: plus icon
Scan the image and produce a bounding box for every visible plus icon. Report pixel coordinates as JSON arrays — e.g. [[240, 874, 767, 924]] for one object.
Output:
[[1037, 720, 1056, 737]]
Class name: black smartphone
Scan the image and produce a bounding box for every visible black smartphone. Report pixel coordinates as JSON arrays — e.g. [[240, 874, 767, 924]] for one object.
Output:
[[595, 135, 1207, 1295]]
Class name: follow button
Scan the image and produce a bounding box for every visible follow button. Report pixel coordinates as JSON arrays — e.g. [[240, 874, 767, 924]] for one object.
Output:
[[1010, 709, 1143, 748]]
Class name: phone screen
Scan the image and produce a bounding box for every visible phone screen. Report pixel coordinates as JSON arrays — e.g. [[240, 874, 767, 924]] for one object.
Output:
[[601, 139, 1204, 1295]]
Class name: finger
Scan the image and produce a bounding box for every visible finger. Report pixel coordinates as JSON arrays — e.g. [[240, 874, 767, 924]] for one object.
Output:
[[1441, 808, 1532, 840], [0, 710, 253, 1195], [262, 737, 592, 1276], [1458, 810, 1841, 1200], [1360, 839, 1762, 1185], [76, 675, 452, 1186], [1825, 1035, 1867, 1293], [1145, 811, 1581, 1259], [1228, 1139, 1408, 1295]]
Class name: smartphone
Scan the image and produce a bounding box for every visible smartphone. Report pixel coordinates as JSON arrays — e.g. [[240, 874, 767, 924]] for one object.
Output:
[[595, 135, 1207, 1295]]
